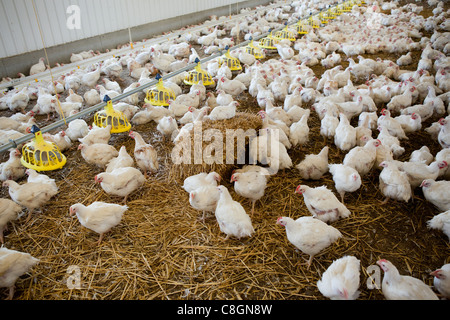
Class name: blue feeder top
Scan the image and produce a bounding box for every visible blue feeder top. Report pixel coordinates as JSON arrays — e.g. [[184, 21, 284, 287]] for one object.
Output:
[[156, 73, 162, 80], [194, 57, 200, 64], [30, 124, 40, 134], [103, 94, 111, 102]]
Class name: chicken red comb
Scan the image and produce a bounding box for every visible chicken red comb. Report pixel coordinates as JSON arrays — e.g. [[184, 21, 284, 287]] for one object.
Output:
[[295, 185, 303, 194], [276, 217, 283, 223]]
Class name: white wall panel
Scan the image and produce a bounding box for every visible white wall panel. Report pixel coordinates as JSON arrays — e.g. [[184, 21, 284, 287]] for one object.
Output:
[[0, 0, 257, 59]]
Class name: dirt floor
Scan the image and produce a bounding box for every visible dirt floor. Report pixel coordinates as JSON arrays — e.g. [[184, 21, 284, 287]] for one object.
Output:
[[0, 0, 449, 300]]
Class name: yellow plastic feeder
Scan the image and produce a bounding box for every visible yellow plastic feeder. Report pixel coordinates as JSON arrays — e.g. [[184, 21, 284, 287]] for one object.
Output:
[[218, 46, 242, 72], [93, 95, 131, 134], [307, 16, 320, 29], [20, 125, 66, 172], [296, 22, 309, 35], [318, 13, 329, 24], [244, 38, 265, 59], [259, 30, 279, 51], [184, 58, 215, 86], [273, 24, 297, 42], [144, 73, 176, 106]]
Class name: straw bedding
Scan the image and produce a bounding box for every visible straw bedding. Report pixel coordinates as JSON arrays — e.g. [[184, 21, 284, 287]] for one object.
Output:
[[0, 0, 449, 300]]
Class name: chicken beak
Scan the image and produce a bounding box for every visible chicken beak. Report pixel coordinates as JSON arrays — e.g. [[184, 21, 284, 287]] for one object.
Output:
[[69, 207, 75, 215], [430, 270, 441, 278]]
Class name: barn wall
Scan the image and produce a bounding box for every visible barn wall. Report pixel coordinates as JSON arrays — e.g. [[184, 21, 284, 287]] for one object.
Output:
[[0, 0, 272, 78]]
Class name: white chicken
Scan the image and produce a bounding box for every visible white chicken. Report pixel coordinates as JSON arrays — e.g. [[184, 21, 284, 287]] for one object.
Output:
[[0, 247, 39, 300], [386, 85, 415, 113], [25, 169, 57, 190], [334, 113, 357, 152], [396, 52, 413, 66], [83, 88, 101, 106], [0, 198, 23, 244], [317, 255, 361, 300], [157, 116, 178, 140], [394, 113, 422, 133], [78, 143, 118, 168], [78, 124, 111, 145], [343, 138, 381, 177], [105, 145, 134, 173], [376, 125, 405, 158], [230, 165, 269, 215], [128, 131, 159, 178], [409, 146, 434, 165], [189, 185, 220, 221], [249, 128, 293, 172], [420, 179, 450, 212], [81, 63, 102, 88], [377, 259, 438, 300], [65, 118, 89, 142], [214, 185, 254, 240], [329, 162, 362, 204], [320, 109, 339, 142], [0, 149, 25, 182], [430, 263, 450, 299], [29, 57, 46, 75], [2, 179, 58, 223], [42, 130, 72, 152], [205, 101, 239, 121], [437, 117, 450, 149], [7, 88, 30, 113], [215, 90, 234, 107], [289, 111, 310, 148], [377, 109, 408, 140], [182, 172, 221, 193], [295, 146, 329, 180], [436, 148, 450, 179], [276, 216, 342, 268], [379, 161, 412, 204], [427, 210, 450, 242], [95, 167, 146, 204], [70, 201, 128, 244], [395, 160, 448, 189], [216, 77, 246, 96], [295, 184, 351, 223]]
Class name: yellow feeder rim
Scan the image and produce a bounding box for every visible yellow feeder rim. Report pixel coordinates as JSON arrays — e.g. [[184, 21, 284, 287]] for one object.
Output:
[[144, 74, 176, 106], [258, 31, 279, 50], [20, 125, 66, 172], [273, 25, 297, 42], [319, 13, 329, 24], [218, 47, 242, 72], [93, 95, 131, 134], [184, 58, 215, 86], [296, 22, 309, 34], [244, 39, 265, 59], [307, 16, 321, 28]]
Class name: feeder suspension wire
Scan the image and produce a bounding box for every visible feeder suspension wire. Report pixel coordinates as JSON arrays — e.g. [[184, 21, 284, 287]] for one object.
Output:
[[31, 0, 67, 125]]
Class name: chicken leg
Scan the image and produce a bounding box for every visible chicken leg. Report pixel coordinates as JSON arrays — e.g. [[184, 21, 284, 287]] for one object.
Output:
[[251, 199, 256, 215], [303, 255, 314, 269], [24, 210, 33, 223], [97, 233, 105, 245], [7, 286, 15, 300], [339, 191, 345, 205]]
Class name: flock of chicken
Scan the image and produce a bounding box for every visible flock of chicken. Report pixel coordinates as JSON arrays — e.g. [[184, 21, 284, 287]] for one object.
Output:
[[0, 0, 449, 300]]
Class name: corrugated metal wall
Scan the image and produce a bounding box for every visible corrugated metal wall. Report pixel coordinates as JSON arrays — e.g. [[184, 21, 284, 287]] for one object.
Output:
[[0, 0, 252, 59]]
